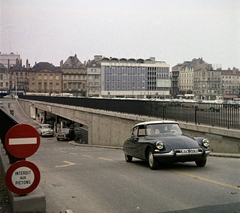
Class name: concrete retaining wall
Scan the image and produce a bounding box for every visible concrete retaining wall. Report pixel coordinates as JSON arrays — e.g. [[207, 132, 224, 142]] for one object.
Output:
[[18, 99, 240, 154]]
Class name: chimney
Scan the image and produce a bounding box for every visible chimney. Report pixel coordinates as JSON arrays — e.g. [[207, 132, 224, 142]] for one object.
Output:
[[26, 59, 29, 69], [74, 54, 77, 63]]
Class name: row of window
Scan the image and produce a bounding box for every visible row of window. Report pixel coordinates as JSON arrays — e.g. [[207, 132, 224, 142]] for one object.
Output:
[[194, 90, 239, 94], [63, 75, 86, 80], [0, 82, 8, 87], [31, 83, 60, 91], [63, 83, 85, 90]]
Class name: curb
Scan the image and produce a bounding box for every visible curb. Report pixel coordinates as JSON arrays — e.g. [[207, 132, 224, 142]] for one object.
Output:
[[209, 152, 240, 158]]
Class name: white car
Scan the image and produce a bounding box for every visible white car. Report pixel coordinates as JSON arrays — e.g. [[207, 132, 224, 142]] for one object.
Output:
[[37, 124, 54, 137]]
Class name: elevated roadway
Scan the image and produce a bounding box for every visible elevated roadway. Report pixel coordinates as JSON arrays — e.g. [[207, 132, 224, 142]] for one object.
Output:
[[18, 98, 240, 154]]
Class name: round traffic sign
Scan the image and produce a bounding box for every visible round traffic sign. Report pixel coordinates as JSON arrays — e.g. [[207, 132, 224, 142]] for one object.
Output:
[[5, 124, 40, 158], [5, 160, 40, 195]]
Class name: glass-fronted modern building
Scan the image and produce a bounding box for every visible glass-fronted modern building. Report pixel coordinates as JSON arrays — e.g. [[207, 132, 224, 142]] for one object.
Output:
[[100, 57, 170, 98]]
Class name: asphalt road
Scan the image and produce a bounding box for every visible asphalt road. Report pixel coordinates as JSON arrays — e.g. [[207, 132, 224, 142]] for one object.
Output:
[[1, 99, 240, 213], [28, 140, 240, 213]]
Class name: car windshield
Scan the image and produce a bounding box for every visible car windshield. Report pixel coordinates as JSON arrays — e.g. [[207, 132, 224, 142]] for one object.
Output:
[[61, 128, 70, 133], [146, 123, 182, 136]]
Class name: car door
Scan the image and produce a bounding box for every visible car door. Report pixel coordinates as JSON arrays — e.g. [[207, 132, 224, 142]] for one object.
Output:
[[124, 126, 139, 157], [125, 125, 146, 159]]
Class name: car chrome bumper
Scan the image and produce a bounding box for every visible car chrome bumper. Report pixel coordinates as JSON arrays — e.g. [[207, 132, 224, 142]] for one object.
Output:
[[153, 150, 210, 157], [42, 132, 53, 136], [153, 150, 175, 157], [57, 135, 66, 139]]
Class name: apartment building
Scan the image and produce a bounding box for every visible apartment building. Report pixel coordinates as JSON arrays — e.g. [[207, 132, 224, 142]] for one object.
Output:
[[221, 68, 240, 99], [86, 55, 102, 97], [175, 58, 240, 100], [178, 58, 211, 94], [194, 68, 221, 100], [61, 55, 87, 97], [100, 57, 170, 98], [9, 59, 29, 95], [28, 62, 62, 93], [0, 63, 9, 97], [171, 63, 182, 98]]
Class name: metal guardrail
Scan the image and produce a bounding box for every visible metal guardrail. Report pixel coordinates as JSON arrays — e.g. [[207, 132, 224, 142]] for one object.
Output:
[[19, 95, 240, 130]]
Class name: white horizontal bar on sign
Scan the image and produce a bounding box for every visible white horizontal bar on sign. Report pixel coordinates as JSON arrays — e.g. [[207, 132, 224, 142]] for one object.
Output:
[[9, 138, 37, 145]]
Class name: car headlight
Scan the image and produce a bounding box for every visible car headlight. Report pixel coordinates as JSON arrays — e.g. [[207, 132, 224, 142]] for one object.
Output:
[[202, 139, 210, 148], [156, 141, 164, 150]]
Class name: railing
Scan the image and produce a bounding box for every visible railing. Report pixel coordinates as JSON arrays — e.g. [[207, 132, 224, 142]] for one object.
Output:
[[19, 95, 240, 130]]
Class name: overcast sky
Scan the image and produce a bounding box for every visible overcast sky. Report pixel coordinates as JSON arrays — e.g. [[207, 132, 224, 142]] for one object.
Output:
[[1, 0, 239, 69]]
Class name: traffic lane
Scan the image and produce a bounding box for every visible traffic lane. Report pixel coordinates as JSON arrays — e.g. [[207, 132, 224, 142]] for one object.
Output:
[[1, 99, 39, 128], [29, 139, 240, 213], [33, 136, 240, 191]]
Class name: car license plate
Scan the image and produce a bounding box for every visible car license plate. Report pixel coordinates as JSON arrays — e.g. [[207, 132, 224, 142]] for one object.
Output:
[[180, 149, 199, 153]]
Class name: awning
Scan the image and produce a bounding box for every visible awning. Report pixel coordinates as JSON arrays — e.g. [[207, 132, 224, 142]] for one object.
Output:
[[224, 94, 237, 99]]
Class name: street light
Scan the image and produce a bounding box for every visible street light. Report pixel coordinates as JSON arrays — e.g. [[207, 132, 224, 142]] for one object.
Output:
[[15, 78, 17, 96]]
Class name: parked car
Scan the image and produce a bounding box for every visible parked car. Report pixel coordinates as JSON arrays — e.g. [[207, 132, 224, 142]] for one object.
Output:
[[123, 120, 210, 170], [56, 128, 74, 141], [222, 100, 239, 109], [37, 124, 54, 137]]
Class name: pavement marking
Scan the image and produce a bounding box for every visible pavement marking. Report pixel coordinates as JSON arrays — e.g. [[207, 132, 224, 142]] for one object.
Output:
[[171, 170, 240, 191], [55, 161, 76, 168], [82, 154, 93, 158], [98, 157, 114, 161]]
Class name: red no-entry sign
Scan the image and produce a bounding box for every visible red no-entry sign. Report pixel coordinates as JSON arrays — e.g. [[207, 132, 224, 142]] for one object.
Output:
[[5, 160, 40, 195], [5, 124, 40, 158]]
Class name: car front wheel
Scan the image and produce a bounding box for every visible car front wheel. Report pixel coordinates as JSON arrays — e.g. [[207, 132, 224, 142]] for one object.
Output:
[[195, 159, 207, 167], [148, 150, 159, 170], [125, 153, 132, 162]]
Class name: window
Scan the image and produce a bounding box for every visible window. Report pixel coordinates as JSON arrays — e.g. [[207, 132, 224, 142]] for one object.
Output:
[[138, 125, 145, 137], [131, 127, 138, 137], [38, 83, 42, 90]]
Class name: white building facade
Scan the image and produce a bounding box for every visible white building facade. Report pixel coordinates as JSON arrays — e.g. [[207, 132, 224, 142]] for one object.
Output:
[[0, 52, 20, 68], [100, 57, 170, 98]]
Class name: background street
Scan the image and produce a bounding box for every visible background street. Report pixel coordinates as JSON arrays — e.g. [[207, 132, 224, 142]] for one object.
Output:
[[1, 99, 240, 213]]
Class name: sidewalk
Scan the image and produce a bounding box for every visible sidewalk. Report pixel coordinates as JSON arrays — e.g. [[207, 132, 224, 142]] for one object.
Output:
[[209, 152, 240, 158], [0, 157, 13, 212]]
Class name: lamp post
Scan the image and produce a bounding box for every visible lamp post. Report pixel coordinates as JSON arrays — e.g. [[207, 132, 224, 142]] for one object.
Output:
[[15, 76, 18, 98], [15, 78, 17, 95]]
